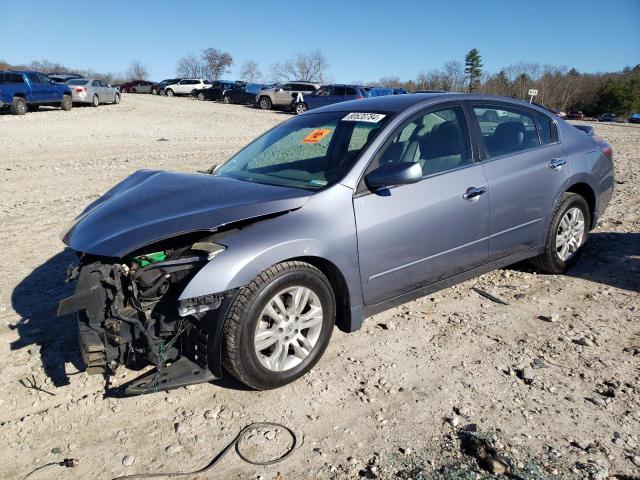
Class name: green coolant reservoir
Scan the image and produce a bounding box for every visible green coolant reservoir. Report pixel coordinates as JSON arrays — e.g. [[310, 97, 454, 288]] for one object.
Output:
[[131, 251, 167, 267]]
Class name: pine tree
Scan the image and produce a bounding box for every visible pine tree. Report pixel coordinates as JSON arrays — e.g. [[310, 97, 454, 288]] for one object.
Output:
[[464, 49, 483, 92]]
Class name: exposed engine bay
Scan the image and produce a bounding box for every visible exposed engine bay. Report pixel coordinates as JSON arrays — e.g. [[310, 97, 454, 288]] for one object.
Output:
[[58, 235, 234, 395]]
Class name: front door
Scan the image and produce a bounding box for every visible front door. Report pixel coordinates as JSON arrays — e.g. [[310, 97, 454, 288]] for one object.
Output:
[[274, 83, 293, 105], [469, 103, 569, 260], [355, 103, 490, 305]]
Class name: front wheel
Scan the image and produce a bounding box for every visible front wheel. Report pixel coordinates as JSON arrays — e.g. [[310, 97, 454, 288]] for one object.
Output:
[[530, 192, 590, 274], [61, 95, 72, 111], [222, 95, 231, 104], [151, 88, 157, 95], [258, 96, 272, 110], [91, 94, 99, 107], [295, 102, 308, 114], [165, 89, 174, 97], [114, 93, 120, 104], [197, 92, 205, 101], [222, 261, 335, 390]]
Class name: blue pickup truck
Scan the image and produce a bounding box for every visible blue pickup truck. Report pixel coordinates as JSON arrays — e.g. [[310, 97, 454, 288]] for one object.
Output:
[[0, 70, 73, 115]]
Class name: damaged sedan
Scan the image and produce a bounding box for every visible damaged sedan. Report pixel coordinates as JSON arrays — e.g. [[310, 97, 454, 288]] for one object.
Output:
[[58, 93, 613, 395]]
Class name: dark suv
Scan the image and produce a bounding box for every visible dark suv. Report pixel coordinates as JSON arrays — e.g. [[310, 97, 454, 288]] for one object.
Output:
[[193, 80, 239, 101], [222, 83, 270, 105], [293, 84, 368, 114]]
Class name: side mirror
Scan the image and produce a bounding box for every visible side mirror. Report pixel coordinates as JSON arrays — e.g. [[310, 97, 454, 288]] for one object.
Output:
[[365, 162, 423, 189]]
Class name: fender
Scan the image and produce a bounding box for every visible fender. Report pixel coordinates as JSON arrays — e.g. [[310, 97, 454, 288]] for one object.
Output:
[[178, 184, 364, 320]]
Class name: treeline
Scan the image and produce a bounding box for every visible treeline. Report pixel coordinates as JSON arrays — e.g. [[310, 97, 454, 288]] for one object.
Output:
[[3, 51, 639, 117], [376, 55, 640, 117]]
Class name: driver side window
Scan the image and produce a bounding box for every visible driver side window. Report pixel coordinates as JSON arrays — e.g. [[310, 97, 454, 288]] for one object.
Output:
[[377, 105, 472, 177]]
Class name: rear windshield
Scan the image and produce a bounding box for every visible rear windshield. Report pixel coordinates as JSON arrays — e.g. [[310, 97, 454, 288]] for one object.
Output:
[[67, 79, 89, 86], [214, 111, 391, 190]]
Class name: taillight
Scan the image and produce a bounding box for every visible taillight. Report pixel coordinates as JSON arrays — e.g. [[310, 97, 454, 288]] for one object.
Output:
[[356, 95, 364, 99], [593, 135, 613, 160], [75, 87, 86, 93]]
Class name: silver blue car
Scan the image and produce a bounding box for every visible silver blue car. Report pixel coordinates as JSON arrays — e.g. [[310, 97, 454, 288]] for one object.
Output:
[[57, 93, 614, 395]]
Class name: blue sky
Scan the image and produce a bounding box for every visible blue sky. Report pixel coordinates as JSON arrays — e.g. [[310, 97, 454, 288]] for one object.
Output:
[[1, 0, 638, 82]]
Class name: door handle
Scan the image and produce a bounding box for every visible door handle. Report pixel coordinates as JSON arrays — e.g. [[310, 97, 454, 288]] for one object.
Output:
[[462, 186, 487, 200], [548, 158, 566, 169]]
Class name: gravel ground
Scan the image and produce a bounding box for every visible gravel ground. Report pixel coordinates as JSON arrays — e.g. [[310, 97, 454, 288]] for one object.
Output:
[[0, 95, 638, 480]]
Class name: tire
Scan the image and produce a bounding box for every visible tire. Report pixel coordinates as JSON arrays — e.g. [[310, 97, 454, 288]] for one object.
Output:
[[222, 95, 231, 104], [295, 102, 308, 114], [60, 95, 73, 111], [197, 92, 205, 101], [11, 97, 27, 115], [131, 88, 137, 94], [222, 261, 335, 390], [258, 96, 272, 110], [165, 89, 174, 97], [91, 94, 99, 107], [529, 192, 590, 274], [151, 88, 157, 95], [114, 93, 120, 104]]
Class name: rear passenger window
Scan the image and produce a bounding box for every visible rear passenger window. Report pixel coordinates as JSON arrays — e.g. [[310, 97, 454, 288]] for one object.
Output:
[[332, 86, 347, 96], [92, 80, 101, 87], [473, 106, 540, 158], [377, 106, 472, 176], [344, 87, 357, 96], [533, 112, 557, 144]]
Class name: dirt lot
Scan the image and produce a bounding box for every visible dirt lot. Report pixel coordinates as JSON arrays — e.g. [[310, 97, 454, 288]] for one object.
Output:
[[0, 95, 638, 480]]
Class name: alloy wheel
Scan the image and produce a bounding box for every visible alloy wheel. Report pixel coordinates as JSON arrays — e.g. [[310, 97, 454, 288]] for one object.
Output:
[[555, 207, 585, 261], [254, 286, 324, 372]]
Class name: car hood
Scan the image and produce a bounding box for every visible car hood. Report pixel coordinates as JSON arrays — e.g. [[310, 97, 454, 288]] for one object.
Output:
[[62, 169, 312, 258]]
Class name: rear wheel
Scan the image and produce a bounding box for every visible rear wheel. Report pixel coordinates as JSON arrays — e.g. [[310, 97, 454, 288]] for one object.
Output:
[[151, 88, 158, 95], [222, 261, 335, 390], [61, 95, 72, 111], [11, 97, 27, 115], [197, 92, 205, 101], [222, 95, 231, 104], [259, 96, 272, 110], [114, 93, 120, 104], [295, 102, 308, 114], [530, 192, 590, 274], [91, 94, 99, 107]]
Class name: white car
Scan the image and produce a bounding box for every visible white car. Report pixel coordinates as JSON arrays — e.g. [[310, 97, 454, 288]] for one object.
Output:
[[164, 79, 210, 97]]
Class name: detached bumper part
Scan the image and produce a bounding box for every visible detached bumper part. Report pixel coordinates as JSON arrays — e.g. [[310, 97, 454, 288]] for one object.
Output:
[[121, 356, 215, 396], [77, 322, 107, 375]]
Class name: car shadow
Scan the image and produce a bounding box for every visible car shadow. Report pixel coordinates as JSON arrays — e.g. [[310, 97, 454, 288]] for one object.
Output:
[[506, 232, 639, 293], [0, 106, 60, 116], [10, 249, 83, 387]]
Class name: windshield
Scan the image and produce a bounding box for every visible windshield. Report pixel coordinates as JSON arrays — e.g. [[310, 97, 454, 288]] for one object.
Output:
[[214, 111, 390, 190]]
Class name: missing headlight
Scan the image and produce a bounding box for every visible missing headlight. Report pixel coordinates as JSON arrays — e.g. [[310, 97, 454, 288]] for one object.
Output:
[[178, 293, 223, 317]]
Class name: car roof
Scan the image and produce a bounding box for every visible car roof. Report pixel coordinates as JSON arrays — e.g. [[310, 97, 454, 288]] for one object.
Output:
[[313, 93, 553, 114]]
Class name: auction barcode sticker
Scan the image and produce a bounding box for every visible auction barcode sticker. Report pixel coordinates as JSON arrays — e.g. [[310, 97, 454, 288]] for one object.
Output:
[[342, 112, 386, 123]]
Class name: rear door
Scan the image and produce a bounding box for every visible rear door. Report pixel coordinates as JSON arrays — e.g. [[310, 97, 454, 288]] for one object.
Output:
[[469, 102, 569, 260], [355, 103, 490, 305]]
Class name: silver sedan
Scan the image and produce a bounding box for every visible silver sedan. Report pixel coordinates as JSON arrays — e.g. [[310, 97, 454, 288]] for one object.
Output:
[[66, 78, 120, 106]]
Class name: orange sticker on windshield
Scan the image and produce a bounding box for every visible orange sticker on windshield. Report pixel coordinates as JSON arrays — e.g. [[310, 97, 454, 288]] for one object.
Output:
[[302, 129, 332, 144]]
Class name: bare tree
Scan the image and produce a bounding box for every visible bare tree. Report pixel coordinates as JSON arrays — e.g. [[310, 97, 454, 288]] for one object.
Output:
[[127, 60, 149, 80], [202, 48, 233, 80], [442, 60, 465, 91], [240, 59, 261, 82], [176, 53, 204, 78], [379, 76, 402, 88], [272, 50, 329, 82]]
